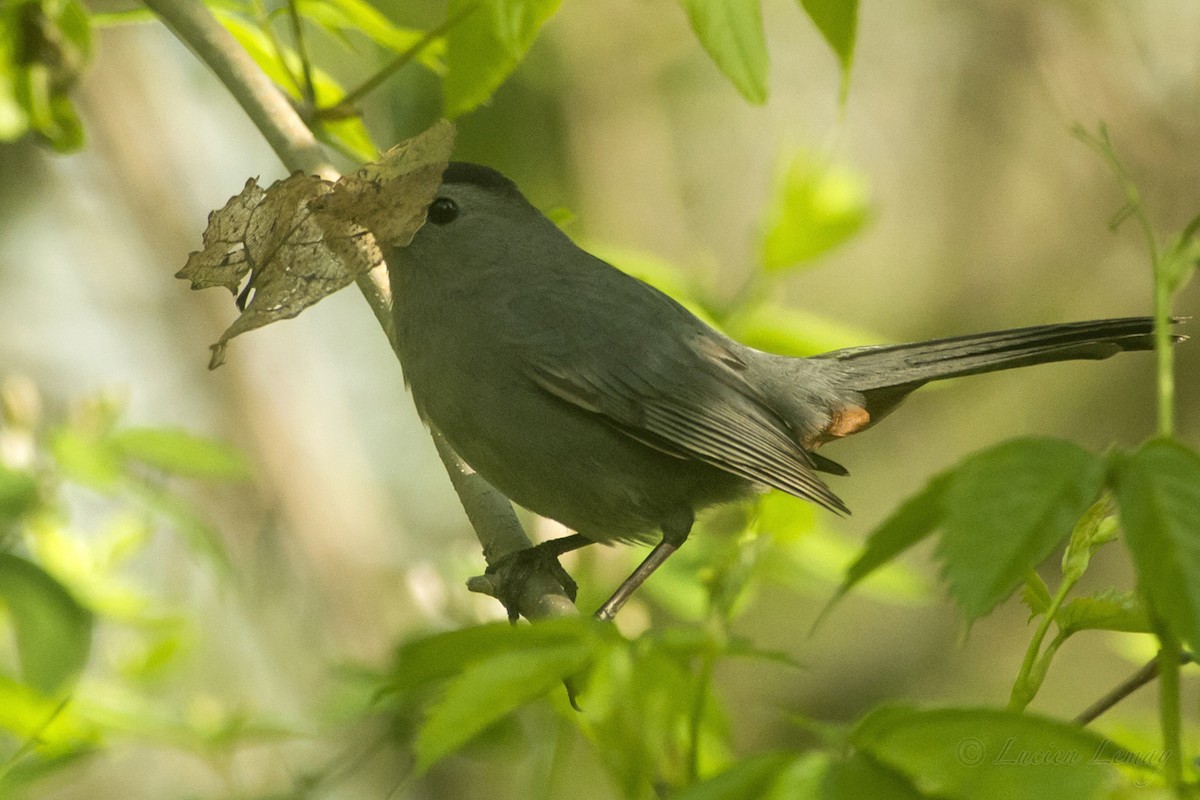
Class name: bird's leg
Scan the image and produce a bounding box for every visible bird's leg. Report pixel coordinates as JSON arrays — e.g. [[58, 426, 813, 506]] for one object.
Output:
[[594, 515, 692, 622], [535, 532, 593, 559]]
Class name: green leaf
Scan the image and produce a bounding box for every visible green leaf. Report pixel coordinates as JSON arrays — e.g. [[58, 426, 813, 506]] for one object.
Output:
[[1059, 496, 1117, 582], [0, 673, 94, 749], [1113, 439, 1200, 651], [386, 617, 605, 696], [798, 0, 858, 98], [1057, 590, 1151, 636], [88, 7, 156, 26], [833, 471, 949, 603], [111, 427, 250, 481], [50, 427, 122, 490], [835, 439, 1106, 621], [820, 754, 928, 799], [296, 0, 442, 69], [937, 439, 1104, 620], [1019, 572, 1052, 619], [0, 0, 93, 151], [0, 467, 38, 530], [0, 554, 92, 694], [574, 637, 726, 794], [852, 706, 1126, 800], [443, 0, 561, 119], [759, 151, 870, 271], [215, 10, 377, 160], [415, 640, 598, 770], [674, 752, 800, 800], [0, 746, 94, 793], [677, 0, 768, 104], [682, 751, 929, 800], [1159, 214, 1200, 295]]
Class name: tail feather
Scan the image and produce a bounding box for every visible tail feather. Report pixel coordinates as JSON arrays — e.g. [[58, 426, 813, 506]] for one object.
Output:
[[818, 317, 1180, 391], [813, 317, 1184, 423]]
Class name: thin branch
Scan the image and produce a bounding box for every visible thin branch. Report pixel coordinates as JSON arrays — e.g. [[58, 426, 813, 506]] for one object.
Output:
[[435, 432, 576, 619], [144, 0, 575, 621], [249, 0, 305, 101], [318, 4, 478, 118], [143, 0, 333, 179], [286, 0, 316, 108], [1074, 650, 1194, 726]]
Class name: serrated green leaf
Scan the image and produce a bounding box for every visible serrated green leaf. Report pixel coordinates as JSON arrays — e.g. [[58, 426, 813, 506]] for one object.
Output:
[[678, 0, 768, 104], [937, 438, 1104, 620], [1020, 572, 1052, 619], [1058, 590, 1150, 636], [759, 151, 869, 271], [852, 706, 1126, 800], [415, 641, 596, 770], [0, 554, 92, 694], [110, 427, 249, 481], [798, 0, 857, 98], [443, 0, 561, 118], [1113, 439, 1200, 651]]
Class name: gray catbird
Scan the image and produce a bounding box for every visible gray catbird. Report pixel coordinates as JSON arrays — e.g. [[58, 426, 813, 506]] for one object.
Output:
[[389, 162, 1177, 620]]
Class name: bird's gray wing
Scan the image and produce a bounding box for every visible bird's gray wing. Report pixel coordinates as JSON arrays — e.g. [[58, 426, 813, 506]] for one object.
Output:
[[517, 279, 848, 514]]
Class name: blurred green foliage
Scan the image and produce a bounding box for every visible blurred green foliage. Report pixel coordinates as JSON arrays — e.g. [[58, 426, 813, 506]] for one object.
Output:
[[0, 0, 91, 151], [0, 383, 253, 795]]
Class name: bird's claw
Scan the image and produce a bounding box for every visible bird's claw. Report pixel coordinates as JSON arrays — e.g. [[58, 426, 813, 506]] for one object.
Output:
[[484, 542, 579, 621]]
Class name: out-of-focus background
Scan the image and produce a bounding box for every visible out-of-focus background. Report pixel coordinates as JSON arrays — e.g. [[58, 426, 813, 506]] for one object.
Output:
[[2, 1, 1199, 797]]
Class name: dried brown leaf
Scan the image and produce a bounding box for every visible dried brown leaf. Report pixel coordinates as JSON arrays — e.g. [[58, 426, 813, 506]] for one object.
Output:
[[178, 173, 379, 368], [313, 118, 456, 246], [176, 177, 267, 295], [177, 120, 456, 367]]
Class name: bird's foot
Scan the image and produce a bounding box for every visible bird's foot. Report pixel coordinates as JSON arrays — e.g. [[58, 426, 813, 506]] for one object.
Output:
[[482, 541, 580, 621]]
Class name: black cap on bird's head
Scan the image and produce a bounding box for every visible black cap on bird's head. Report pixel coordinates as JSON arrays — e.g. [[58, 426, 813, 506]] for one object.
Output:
[[407, 162, 542, 234], [394, 162, 564, 270], [440, 162, 520, 195]]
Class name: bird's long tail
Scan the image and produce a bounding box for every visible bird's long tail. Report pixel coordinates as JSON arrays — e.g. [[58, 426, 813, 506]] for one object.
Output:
[[817, 317, 1183, 418]]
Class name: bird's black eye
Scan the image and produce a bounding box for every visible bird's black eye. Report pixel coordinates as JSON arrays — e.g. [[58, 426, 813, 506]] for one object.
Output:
[[427, 197, 459, 225]]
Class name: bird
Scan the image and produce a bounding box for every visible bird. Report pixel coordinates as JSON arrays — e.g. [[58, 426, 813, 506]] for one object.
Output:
[[388, 161, 1180, 620]]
